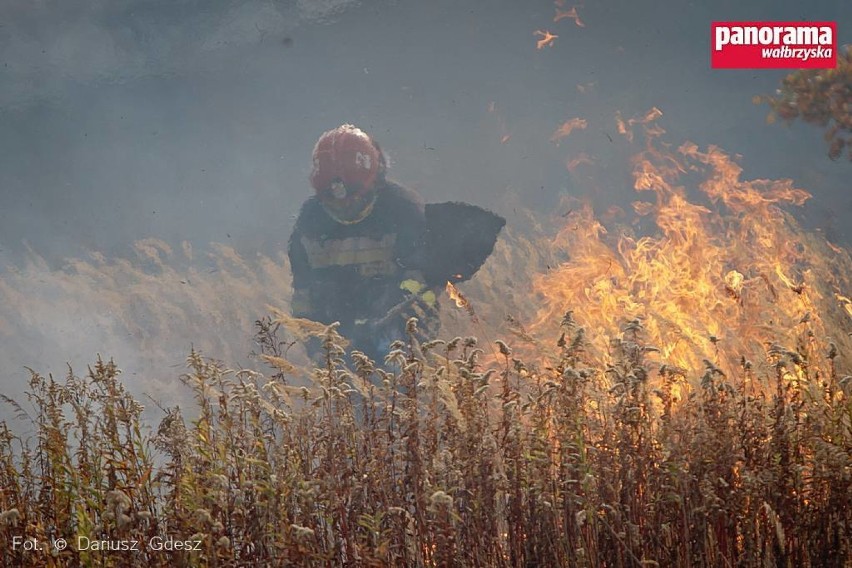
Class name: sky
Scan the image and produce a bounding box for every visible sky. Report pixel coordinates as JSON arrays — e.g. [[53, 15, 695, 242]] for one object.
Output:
[[1, 0, 849, 260], [0, 0, 849, 421]]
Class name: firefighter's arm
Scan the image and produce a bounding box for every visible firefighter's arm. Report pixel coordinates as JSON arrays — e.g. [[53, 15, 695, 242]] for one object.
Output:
[[393, 185, 430, 298], [395, 195, 433, 308]]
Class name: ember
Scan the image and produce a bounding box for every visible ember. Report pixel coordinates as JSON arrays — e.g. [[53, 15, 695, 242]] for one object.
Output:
[[534, 30, 559, 50]]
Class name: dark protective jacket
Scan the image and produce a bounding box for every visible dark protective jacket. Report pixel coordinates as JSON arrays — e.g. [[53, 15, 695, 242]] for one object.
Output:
[[288, 180, 430, 360]]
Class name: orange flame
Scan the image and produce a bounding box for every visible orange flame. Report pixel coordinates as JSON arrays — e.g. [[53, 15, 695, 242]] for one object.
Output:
[[724, 270, 745, 299], [550, 118, 588, 144], [616, 107, 664, 142], [554, 6, 584, 27], [534, 30, 559, 49], [446, 281, 467, 308], [523, 111, 852, 381], [566, 152, 594, 172], [446, 282, 478, 322], [838, 295, 852, 319]]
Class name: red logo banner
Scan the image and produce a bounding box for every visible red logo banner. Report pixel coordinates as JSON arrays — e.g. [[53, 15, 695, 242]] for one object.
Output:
[[711, 22, 837, 69]]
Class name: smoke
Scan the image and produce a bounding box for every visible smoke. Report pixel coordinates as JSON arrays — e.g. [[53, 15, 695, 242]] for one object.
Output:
[[0, 0, 849, 424], [0, 240, 295, 427]]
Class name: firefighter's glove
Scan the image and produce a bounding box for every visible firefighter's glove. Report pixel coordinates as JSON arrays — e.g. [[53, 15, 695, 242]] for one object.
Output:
[[400, 279, 424, 295], [400, 279, 436, 308], [420, 290, 437, 307]]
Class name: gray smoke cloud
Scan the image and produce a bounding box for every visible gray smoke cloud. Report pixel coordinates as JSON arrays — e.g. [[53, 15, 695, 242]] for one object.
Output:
[[0, 0, 849, 424]]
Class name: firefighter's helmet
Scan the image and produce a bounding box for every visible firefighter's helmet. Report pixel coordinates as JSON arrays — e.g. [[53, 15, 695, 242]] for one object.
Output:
[[310, 125, 385, 196], [310, 124, 384, 223]]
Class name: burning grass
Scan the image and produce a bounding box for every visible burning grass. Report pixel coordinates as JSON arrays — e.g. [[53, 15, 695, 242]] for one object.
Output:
[[449, 115, 852, 386], [0, 313, 849, 566], [1, 123, 850, 565]]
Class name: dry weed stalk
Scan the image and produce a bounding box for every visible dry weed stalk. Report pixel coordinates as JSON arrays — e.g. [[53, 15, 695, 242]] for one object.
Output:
[[0, 308, 849, 567]]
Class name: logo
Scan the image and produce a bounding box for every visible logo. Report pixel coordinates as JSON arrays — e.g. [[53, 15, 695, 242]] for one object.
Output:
[[355, 151, 372, 170], [712, 22, 836, 69]]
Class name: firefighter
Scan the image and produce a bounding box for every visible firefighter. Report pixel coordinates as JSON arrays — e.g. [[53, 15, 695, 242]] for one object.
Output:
[[288, 124, 437, 363]]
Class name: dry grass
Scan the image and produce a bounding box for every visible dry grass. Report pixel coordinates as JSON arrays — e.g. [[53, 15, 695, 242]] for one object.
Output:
[[0, 240, 294, 420], [1, 133, 849, 565], [0, 309, 849, 567]]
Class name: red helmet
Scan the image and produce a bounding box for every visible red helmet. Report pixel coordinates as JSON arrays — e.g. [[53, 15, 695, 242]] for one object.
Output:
[[310, 124, 384, 198]]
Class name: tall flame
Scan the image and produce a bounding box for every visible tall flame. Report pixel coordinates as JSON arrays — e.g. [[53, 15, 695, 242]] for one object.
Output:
[[515, 113, 852, 382]]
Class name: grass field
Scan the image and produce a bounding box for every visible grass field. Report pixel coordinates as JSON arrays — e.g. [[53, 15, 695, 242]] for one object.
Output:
[[1, 132, 850, 566]]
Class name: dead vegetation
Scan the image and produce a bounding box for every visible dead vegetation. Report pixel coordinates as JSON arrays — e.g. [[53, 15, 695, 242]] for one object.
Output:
[[0, 311, 849, 567], [1, 130, 849, 566]]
